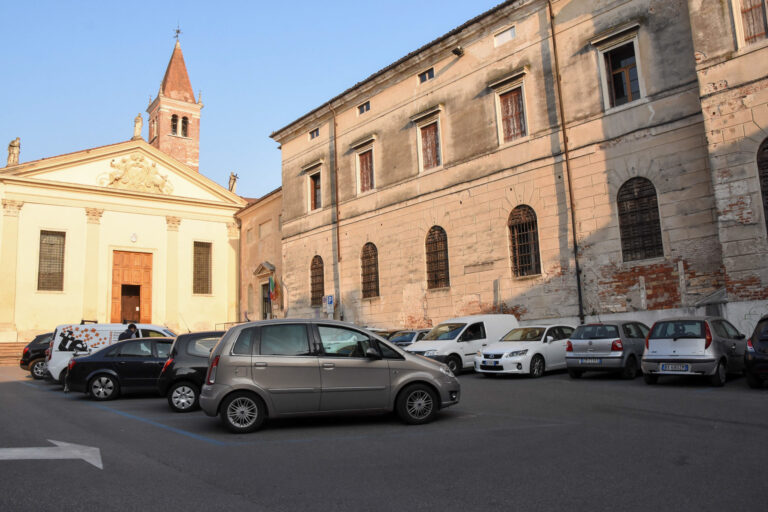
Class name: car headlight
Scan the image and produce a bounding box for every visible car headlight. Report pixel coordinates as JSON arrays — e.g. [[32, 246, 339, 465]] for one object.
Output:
[[424, 350, 437, 356], [505, 349, 528, 358], [439, 366, 454, 377], [475, 351, 483, 357]]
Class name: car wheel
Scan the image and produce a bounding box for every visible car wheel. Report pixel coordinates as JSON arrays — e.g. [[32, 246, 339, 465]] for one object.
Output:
[[396, 384, 439, 425], [446, 355, 462, 374], [29, 359, 47, 380], [621, 356, 638, 380], [643, 373, 658, 385], [168, 382, 199, 412], [709, 361, 726, 387], [567, 369, 582, 379], [88, 374, 119, 401], [58, 368, 68, 387], [746, 370, 763, 389], [220, 392, 266, 433], [529, 355, 545, 378]]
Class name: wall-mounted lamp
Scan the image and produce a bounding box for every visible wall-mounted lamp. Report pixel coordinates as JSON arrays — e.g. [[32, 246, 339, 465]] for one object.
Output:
[[130, 233, 137, 243], [452, 46, 464, 57]]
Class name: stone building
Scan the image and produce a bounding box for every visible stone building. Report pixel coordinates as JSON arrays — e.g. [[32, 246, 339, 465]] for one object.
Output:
[[270, 0, 768, 333], [0, 41, 245, 344]]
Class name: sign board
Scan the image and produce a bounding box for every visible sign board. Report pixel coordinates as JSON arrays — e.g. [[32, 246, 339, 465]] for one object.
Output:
[[325, 295, 334, 314]]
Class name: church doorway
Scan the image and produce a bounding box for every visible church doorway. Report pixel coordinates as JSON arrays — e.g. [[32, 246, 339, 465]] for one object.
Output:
[[111, 251, 153, 324]]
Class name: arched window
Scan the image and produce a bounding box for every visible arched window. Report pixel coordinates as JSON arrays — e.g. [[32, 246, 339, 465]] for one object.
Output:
[[759, 139, 768, 236], [618, 177, 663, 261], [508, 205, 541, 277], [426, 226, 450, 289], [171, 114, 178, 135], [181, 117, 189, 137], [361, 243, 379, 298], [310, 255, 324, 307]]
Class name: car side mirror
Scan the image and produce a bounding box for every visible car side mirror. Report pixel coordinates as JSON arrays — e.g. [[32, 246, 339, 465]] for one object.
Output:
[[545, 336, 553, 343], [365, 347, 382, 360], [736, 333, 746, 340]]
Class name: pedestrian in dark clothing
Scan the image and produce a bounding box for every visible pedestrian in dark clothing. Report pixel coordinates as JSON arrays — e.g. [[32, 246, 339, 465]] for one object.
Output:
[[118, 323, 139, 341]]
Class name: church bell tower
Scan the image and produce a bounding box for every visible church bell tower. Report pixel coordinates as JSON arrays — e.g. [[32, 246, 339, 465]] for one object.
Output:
[[147, 40, 203, 171]]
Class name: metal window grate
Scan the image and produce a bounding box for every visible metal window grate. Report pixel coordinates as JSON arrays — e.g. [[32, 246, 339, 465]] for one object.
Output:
[[426, 226, 450, 289], [37, 230, 65, 291], [500, 87, 526, 142], [420, 122, 441, 170], [181, 116, 189, 137], [311, 255, 324, 306], [361, 243, 379, 298], [171, 114, 178, 135], [359, 150, 374, 193], [193, 241, 212, 294], [508, 205, 541, 277], [742, 0, 768, 43], [617, 177, 664, 261], [758, 139, 768, 236]]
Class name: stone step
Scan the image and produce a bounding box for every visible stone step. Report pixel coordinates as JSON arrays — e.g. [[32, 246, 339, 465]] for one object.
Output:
[[0, 343, 27, 366]]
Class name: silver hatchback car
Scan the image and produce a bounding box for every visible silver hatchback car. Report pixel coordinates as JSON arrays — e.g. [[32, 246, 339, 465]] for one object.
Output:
[[566, 321, 649, 379], [200, 319, 461, 433]]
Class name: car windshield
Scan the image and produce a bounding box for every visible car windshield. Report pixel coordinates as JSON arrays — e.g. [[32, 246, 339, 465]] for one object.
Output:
[[650, 321, 704, 339], [571, 325, 620, 339], [389, 331, 415, 342], [422, 323, 466, 341], [501, 328, 545, 342]]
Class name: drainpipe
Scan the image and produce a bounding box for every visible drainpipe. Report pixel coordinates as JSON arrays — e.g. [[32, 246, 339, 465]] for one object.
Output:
[[548, 0, 585, 324], [328, 103, 342, 319]]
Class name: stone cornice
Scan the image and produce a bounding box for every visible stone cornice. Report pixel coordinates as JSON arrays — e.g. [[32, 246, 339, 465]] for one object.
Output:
[[2, 199, 23, 217]]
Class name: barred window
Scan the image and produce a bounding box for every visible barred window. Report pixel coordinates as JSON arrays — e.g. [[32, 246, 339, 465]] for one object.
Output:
[[181, 116, 189, 137], [499, 87, 526, 142], [508, 206, 541, 277], [193, 242, 212, 294], [618, 178, 664, 261], [758, 139, 768, 236], [38, 230, 65, 291], [311, 255, 324, 307], [361, 243, 379, 298], [741, 0, 768, 44], [359, 149, 374, 193], [171, 114, 178, 135], [426, 226, 450, 289], [420, 122, 441, 170]]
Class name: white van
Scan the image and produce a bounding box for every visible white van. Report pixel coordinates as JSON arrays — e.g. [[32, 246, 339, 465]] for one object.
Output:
[[46, 323, 175, 383], [405, 315, 520, 373]]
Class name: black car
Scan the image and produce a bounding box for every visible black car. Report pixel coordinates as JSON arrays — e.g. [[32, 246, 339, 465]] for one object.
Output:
[[746, 314, 768, 389], [19, 332, 54, 379], [157, 331, 224, 412], [66, 337, 173, 400]]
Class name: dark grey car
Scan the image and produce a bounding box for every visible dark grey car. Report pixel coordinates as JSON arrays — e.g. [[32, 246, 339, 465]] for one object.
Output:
[[566, 321, 649, 379], [199, 319, 460, 433]]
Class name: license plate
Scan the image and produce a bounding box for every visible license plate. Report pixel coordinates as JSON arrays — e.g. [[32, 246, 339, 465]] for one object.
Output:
[[579, 358, 601, 365], [661, 363, 689, 372]]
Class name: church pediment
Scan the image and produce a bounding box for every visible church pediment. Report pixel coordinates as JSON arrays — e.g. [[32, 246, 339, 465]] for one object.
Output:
[[100, 153, 175, 195]]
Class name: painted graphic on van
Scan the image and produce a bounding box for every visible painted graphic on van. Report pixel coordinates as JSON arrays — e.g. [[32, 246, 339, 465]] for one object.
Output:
[[56, 325, 122, 352]]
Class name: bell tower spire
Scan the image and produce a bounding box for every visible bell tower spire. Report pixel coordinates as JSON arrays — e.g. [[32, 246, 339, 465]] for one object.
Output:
[[146, 36, 202, 171]]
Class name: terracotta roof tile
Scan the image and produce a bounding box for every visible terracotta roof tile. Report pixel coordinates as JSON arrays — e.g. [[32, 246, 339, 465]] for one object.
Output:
[[161, 41, 195, 102]]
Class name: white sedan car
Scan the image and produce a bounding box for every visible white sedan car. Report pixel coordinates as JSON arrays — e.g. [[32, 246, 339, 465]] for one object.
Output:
[[474, 325, 575, 377]]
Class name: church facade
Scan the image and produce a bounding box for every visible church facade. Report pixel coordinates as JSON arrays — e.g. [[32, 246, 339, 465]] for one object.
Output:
[[0, 41, 245, 343]]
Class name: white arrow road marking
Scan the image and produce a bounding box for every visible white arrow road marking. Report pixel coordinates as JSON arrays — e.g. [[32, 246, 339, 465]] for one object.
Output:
[[0, 440, 103, 469]]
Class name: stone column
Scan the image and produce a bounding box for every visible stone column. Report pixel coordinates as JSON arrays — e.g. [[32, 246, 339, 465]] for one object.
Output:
[[227, 221, 240, 323], [165, 216, 181, 331], [0, 200, 23, 340], [81, 208, 103, 321]]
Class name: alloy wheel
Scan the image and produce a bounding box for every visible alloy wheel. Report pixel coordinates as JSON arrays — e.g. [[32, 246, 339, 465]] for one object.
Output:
[[406, 390, 434, 420], [91, 376, 115, 399], [227, 397, 259, 428], [171, 385, 196, 410], [31, 361, 47, 379]]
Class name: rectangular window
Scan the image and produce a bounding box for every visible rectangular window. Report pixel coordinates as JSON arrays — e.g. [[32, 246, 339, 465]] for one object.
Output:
[[494, 26, 516, 47], [741, 0, 768, 44], [309, 172, 321, 210], [604, 41, 641, 108], [358, 101, 370, 115], [499, 87, 526, 142], [418, 68, 434, 83], [37, 230, 65, 291], [193, 241, 212, 294], [420, 121, 441, 170], [358, 149, 374, 193], [309, 128, 320, 139], [259, 324, 311, 356]]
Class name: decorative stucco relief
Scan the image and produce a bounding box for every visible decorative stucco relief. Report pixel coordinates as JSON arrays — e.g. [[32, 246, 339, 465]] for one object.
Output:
[[98, 153, 174, 195]]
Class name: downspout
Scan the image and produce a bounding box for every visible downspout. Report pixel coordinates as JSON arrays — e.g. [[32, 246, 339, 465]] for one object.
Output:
[[328, 103, 342, 319], [548, 0, 585, 324]]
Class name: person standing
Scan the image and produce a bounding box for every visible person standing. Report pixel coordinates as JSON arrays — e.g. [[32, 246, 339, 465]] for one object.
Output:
[[118, 323, 139, 341]]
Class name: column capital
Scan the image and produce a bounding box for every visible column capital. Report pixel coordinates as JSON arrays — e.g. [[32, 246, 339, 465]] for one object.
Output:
[[166, 216, 181, 231], [227, 222, 240, 239], [85, 207, 104, 224], [2, 200, 23, 217]]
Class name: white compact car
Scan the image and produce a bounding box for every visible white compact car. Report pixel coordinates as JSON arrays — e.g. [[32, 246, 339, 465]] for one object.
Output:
[[474, 325, 575, 377]]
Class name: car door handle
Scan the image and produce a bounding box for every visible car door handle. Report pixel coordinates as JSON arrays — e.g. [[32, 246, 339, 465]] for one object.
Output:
[[482, 343, 487, 346], [253, 362, 268, 368], [322, 363, 335, 369]]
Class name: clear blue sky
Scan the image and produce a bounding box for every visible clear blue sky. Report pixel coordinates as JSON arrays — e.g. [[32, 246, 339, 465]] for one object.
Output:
[[1, 0, 502, 199]]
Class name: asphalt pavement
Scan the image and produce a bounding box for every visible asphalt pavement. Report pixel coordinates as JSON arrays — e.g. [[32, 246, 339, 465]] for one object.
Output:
[[1, 366, 766, 512]]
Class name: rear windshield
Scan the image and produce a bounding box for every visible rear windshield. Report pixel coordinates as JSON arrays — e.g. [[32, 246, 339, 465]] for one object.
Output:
[[650, 321, 705, 339], [422, 323, 466, 341], [501, 328, 545, 342], [571, 325, 620, 339], [389, 331, 415, 342]]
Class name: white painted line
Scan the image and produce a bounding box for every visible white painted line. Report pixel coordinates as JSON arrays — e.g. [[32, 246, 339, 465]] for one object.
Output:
[[0, 440, 103, 469]]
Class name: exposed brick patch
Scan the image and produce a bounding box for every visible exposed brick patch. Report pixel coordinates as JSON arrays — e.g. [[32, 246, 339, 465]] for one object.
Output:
[[726, 274, 768, 301], [597, 262, 681, 311], [403, 315, 433, 329]]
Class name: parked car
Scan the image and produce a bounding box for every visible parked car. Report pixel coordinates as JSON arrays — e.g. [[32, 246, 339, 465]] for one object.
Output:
[[66, 337, 173, 400], [388, 329, 430, 348], [19, 332, 54, 379], [200, 319, 460, 433], [406, 315, 520, 373], [746, 314, 768, 389], [566, 321, 648, 379], [46, 322, 175, 385], [642, 316, 747, 386], [157, 330, 225, 412], [474, 325, 575, 377]]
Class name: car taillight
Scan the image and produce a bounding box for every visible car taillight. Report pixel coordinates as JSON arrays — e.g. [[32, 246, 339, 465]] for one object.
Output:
[[747, 337, 755, 352], [704, 322, 713, 349], [23, 347, 29, 355], [45, 348, 50, 358], [67, 359, 76, 370], [161, 358, 174, 374], [610, 339, 623, 351], [206, 355, 220, 385], [646, 322, 656, 349], [566, 340, 573, 352]]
